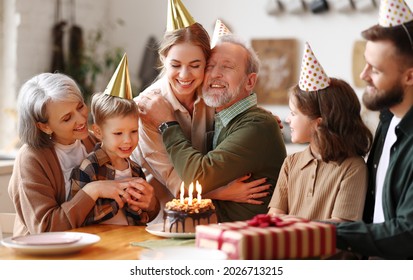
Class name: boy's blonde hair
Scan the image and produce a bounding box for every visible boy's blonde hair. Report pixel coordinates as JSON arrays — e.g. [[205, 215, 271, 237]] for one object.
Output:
[[91, 92, 139, 126]]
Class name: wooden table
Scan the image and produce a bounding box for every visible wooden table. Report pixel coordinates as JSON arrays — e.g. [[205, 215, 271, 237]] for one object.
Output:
[[0, 224, 166, 260]]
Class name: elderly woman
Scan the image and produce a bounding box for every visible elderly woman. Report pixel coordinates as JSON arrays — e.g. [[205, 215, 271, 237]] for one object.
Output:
[[8, 73, 158, 236]]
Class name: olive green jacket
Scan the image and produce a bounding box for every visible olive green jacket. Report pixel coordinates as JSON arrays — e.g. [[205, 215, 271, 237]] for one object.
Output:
[[162, 106, 286, 222]]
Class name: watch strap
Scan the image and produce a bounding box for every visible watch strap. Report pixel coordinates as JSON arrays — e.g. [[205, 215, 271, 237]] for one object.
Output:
[[158, 121, 179, 134]]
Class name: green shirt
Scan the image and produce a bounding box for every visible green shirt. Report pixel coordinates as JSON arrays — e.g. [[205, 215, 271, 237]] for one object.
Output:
[[162, 95, 286, 222], [336, 106, 413, 259]]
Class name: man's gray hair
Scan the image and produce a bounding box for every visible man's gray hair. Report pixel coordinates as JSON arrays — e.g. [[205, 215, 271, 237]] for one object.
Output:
[[215, 34, 260, 75]]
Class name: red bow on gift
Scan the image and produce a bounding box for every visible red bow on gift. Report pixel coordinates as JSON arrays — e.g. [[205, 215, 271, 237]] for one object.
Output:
[[247, 214, 305, 228]]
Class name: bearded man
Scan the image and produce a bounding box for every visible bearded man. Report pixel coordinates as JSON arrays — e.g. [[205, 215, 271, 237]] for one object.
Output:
[[334, 0, 413, 259]]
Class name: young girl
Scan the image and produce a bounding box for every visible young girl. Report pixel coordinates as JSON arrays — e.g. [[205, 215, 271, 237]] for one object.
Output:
[[268, 42, 373, 222], [70, 54, 159, 225]]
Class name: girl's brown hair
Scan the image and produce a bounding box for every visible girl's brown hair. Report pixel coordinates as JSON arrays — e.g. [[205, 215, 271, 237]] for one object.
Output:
[[290, 78, 373, 163]]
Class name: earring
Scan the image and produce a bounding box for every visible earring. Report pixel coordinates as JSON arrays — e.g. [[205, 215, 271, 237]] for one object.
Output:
[[48, 133, 52, 140]]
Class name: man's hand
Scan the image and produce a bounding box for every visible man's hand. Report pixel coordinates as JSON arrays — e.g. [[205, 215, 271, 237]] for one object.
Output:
[[257, 106, 284, 130]]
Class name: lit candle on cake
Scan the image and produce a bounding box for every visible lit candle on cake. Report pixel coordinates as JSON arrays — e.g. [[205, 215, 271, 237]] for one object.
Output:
[[196, 181, 202, 203], [180, 182, 185, 204], [188, 182, 194, 205]]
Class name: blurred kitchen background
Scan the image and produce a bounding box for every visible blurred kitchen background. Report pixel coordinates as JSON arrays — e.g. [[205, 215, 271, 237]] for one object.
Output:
[[2, 0, 411, 155]]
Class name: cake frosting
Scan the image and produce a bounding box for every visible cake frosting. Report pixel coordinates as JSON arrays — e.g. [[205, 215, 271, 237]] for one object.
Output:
[[163, 198, 217, 233]]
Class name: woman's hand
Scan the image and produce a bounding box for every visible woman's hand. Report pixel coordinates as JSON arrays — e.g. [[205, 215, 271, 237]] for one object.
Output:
[[82, 179, 138, 208], [124, 177, 158, 213], [268, 207, 286, 215], [82, 177, 159, 223], [137, 89, 176, 129], [204, 174, 271, 204]]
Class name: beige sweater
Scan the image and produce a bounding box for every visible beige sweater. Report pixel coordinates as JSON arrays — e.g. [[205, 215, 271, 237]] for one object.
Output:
[[8, 134, 97, 236]]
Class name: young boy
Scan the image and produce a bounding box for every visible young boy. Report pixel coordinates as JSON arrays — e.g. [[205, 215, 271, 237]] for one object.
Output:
[[70, 54, 159, 226]]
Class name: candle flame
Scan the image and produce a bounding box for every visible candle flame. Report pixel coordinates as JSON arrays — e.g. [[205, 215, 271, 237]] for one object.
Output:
[[188, 182, 194, 205], [196, 181, 202, 202]]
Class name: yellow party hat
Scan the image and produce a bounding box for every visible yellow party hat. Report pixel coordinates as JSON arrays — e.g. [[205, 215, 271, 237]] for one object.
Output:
[[298, 42, 330, 92], [103, 53, 133, 100], [379, 0, 413, 27], [211, 19, 232, 48], [166, 0, 196, 32]]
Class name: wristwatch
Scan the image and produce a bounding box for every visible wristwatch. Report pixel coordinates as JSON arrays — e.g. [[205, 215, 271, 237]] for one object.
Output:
[[158, 121, 179, 134]]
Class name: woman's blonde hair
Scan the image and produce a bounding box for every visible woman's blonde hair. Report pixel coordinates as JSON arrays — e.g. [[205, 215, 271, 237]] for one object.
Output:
[[157, 23, 211, 78]]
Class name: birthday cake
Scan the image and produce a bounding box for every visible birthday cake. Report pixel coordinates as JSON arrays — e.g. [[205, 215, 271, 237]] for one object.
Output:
[[163, 198, 217, 233]]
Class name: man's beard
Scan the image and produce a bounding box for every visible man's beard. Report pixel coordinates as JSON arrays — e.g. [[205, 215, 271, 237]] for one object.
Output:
[[202, 78, 245, 108], [362, 83, 404, 111]]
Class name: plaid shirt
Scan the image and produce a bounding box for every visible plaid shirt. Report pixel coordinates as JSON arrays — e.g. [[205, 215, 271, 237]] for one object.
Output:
[[70, 143, 147, 225], [213, 93, 257, 149]]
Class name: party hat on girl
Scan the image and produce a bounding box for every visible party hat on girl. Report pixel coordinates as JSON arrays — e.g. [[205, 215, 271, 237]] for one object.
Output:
[[298, 42, 330, 92]]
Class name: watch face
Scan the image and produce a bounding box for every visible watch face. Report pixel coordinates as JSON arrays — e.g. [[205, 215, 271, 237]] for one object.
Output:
[[159, 121, 179, 133], [159, 123, 167, 133]]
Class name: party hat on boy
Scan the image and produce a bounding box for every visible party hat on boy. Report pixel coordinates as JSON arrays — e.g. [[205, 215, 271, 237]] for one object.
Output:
[[166, 0, 196, 31], [298, 42, 330, 92], [378, 0, 413, 27], [211, 19, 232, 48], [103, 53, 133, 100]]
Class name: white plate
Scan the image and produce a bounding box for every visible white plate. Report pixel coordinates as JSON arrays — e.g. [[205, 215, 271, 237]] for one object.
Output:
[[1, 232, 100, 255], [146, 223, 195, 239], [11, 232, 82, 245], [140, 246, 228, 260]]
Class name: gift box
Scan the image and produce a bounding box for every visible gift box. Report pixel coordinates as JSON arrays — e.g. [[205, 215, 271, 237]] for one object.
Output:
[[195, 214, 336, 260]]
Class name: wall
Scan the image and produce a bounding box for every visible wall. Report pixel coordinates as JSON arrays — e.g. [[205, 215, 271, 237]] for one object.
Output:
[[1, 0, 19, 150], [0, 1, 2, 87], [2, 0, 413, 149], [0, 0, 111, 150], [0, 161, 14, 213], [13, 0, 111, 87]]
